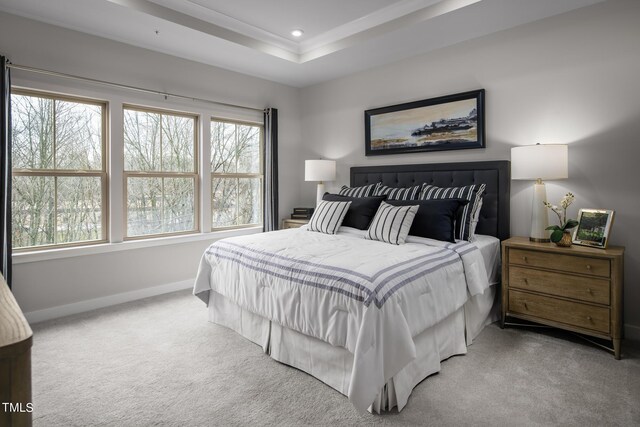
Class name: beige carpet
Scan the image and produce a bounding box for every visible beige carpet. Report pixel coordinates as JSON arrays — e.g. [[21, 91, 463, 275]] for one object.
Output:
[[31, 290, 640, 426]]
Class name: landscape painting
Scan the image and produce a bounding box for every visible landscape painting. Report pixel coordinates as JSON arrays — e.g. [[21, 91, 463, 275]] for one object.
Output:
[[365, 89, 485, 156]]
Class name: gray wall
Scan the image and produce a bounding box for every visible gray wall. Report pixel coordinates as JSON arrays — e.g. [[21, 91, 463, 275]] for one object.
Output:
[[299, 0, 640, 336], [0, 12, 303, 315]]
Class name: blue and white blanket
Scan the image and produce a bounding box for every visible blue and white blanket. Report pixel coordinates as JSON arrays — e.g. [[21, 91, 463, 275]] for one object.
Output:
[[194, 226, 489, 412]]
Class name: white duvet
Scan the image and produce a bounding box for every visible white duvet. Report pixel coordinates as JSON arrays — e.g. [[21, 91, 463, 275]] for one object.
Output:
[[193, 226, 490, 412]]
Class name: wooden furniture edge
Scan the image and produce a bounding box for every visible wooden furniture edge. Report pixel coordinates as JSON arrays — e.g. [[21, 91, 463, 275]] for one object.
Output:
[[1, 275, 33, 426], [0, 277, 33, 354], [503, 236, 624, 257]]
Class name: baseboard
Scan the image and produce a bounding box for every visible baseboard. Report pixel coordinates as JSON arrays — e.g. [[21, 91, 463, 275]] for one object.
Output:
[[625, 324, 640, 342], [24, 279, 194, 324]]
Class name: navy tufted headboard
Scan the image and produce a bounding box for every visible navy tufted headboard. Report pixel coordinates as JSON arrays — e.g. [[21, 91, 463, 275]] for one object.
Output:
[[350, 161, 510, 240]]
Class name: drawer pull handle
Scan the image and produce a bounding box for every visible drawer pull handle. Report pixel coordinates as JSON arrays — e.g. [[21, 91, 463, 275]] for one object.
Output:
[[523, 302, 528, 310], [523, 279, 528, 285], [587, 288, 593, 294], [587, 316, 592, 321], [586, 264, 592, 270], [522, 256, 528, 262]]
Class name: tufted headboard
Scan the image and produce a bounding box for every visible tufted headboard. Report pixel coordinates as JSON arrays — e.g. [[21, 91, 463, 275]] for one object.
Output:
[[350, 161, 510, 240]]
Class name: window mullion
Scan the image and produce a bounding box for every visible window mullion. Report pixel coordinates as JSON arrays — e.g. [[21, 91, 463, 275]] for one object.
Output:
[[235, 177, 240, 227], [161, 176, 165, 234], [159, 113, 163, 173], [52, 99, 57, 170], [53, 176, 58, 245]]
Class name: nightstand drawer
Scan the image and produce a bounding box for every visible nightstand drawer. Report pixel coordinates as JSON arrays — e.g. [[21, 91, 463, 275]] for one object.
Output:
[[509, 266, 610, 305], [509, 290, 610, 334], [281, 219, 309, 229], [510, 249, 610, 278]]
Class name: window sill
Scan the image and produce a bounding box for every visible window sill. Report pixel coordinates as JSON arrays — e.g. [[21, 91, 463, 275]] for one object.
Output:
[[12, 226, 263, 264]]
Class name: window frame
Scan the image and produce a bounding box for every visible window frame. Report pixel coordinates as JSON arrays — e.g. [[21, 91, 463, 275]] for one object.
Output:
[[123, 104, 200, 240], [11, 88, 109, 252], [210, 117, 264, 232]]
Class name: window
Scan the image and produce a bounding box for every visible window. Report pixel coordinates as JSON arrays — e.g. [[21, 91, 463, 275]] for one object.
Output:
[[124, 106, 198, 238], [11, 90, 107, 250], [211, 119, 263, 230]]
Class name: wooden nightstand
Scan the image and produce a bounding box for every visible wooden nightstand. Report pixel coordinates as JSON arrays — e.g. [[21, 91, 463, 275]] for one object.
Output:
[[501, 236, 625, 359], [281, 219, 309, 229]]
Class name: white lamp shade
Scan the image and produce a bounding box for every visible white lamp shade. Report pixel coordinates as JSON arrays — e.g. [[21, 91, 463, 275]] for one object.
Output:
[[511, 144, 568, 180], [305, 160, 336, 182]]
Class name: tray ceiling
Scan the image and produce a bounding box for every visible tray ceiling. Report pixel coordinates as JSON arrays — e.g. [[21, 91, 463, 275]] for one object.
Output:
[[0, 0, 604, 87]]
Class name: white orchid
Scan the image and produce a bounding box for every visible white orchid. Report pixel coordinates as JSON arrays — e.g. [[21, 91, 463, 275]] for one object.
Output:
[[544, 192, 578, 242], [560, 192, 575, 209]]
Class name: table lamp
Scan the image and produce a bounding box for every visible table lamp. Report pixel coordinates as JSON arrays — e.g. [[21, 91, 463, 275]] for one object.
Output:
[[511, 144, 568, 242], [305, 159, 336, 205]]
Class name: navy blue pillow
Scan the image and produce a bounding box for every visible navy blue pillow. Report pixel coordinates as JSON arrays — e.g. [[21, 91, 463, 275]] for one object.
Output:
[[322, 193, 387, 230], [387, 199, 469, 242]]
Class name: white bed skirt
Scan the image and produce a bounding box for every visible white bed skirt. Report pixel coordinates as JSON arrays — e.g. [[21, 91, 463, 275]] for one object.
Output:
[[208, 285, 499, 413]]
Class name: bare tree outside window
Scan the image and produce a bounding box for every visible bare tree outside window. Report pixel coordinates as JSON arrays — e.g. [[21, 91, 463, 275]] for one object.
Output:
[[11, 91, 107, 250], [211, 119, 262, 229], [124, 106, 198, 238]]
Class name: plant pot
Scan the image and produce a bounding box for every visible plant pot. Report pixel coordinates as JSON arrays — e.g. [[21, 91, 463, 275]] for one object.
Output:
[[555, 231, 573, 247]]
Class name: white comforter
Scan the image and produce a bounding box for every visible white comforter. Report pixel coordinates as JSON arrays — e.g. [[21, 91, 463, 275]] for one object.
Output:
[[193, 227, 489, 412]]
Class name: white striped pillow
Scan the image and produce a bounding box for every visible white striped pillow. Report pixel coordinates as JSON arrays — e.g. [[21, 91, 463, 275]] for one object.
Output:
[[419, 183, 486, 241], [374, 184, 421, 200], [365, 202, 419, 245], [338, 182, 381, 198], [307, 200, 352, 234]]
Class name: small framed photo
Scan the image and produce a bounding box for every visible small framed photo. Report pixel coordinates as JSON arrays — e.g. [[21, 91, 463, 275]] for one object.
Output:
[[573, 209, 615, 248]]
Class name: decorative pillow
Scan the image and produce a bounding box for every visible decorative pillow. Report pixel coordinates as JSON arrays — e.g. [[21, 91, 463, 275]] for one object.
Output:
[[322, 193, 387, 230], [420, 183, 486, 241], [388, 199, 469, 243], [365, 202, 419, 245], [307, 200, 352, 234], [338, 182, 381, 198], [468, 198, 483, 241], [374, 184, 421, 200]]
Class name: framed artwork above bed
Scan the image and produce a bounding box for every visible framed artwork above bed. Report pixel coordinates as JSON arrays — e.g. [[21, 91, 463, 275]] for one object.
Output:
[[364, 89, 485, 156]]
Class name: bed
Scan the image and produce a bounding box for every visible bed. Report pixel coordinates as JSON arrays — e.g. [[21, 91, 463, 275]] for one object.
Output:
[[194, 160, 510, 413]]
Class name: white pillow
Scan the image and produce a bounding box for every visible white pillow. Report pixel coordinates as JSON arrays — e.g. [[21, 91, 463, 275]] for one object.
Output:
[[338, 182, 381, 197], [307, 200, 352, 234], [365, 202, 418, 245]]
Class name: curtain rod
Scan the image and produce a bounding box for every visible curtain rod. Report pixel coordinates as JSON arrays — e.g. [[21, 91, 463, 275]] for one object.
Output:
[[7, 63, 266, 113]]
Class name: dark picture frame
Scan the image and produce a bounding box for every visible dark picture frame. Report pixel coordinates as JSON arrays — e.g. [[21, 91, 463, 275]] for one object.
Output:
[[364, 89, 485, 156], [572, 208, 615, 249]]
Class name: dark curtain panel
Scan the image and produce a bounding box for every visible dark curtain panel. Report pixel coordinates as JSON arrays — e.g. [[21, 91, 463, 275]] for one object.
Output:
[[0, 56, 11, 287], [263, 108, 278, 232]]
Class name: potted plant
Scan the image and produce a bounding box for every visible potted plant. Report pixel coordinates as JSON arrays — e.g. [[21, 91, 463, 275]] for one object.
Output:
[[544, 193, 578, 247]]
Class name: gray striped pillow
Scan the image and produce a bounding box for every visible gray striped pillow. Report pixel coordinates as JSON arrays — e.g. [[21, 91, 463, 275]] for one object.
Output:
[[365, 202, 418, 245], [307, 200, 352, 234], [374, 184, 421, 200], [338, 182, 381, 198], [419, 183, 486, 241]]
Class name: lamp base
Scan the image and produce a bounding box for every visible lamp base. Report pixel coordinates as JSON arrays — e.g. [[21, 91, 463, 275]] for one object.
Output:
[[316, 182, 325, 206], [529, 181, 550, 242]]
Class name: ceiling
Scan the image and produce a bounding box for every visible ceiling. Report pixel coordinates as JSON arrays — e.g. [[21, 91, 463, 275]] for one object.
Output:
[[0, 0, 604, 87]]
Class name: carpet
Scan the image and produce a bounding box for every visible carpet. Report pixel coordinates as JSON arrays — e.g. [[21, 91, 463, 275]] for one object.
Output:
[[30, 290, 640, 426]]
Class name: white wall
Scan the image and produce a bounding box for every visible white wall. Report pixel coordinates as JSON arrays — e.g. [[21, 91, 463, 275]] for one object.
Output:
[[0, 11, 303, 317], [300, 0, 640, 336]]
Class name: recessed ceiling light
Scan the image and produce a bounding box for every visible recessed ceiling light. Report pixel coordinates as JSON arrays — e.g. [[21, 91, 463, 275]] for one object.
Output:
[[291, 29, 304, 38]]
